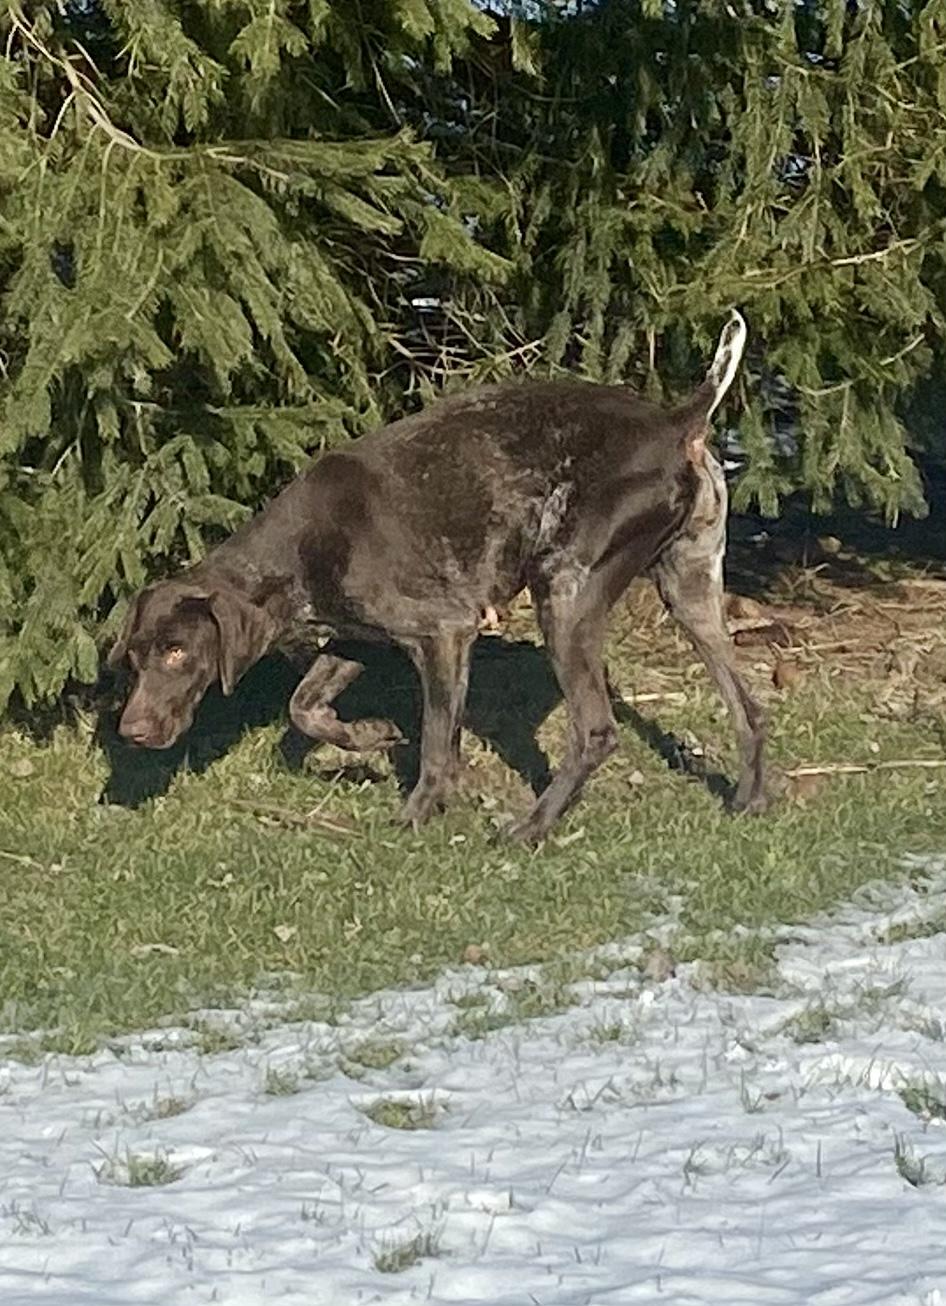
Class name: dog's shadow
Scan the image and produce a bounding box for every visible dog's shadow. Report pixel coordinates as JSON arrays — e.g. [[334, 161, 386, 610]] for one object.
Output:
[[98, 638, 562, 808], [98, 637, 735, 810], [607, 690, 736, 808]]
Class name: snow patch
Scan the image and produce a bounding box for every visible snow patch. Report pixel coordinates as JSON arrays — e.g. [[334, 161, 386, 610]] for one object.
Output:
[[1, 860, 946, 1303]]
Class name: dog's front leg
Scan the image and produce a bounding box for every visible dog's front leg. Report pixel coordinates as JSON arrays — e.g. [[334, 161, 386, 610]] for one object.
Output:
[[398, 629, 476, 830], [289, 654, 402, 751]]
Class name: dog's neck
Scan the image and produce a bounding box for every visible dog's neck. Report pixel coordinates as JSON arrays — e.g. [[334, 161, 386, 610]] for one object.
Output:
[[189, 555, 294, 640]]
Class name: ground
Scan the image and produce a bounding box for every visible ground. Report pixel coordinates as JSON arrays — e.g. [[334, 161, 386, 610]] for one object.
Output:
[[1, 501, 945, 1050], [2, 502, 946, 1301], [1, 856, 945, 1303], [1, 508, 946, 1051]]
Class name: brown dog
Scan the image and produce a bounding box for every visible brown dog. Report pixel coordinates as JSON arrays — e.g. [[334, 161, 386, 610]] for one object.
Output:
[[109, 311, 763, 842]]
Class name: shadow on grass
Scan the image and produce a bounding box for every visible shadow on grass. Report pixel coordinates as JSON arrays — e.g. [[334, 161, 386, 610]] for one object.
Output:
[[89, 634, 741, 813], [725, 460, 946, 598], [93, 636, 564, 810], [607, 688, 736, 808]]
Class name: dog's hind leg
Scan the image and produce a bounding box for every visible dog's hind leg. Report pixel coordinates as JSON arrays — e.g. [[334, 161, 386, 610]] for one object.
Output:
[[289, 654, 403, 751], [648, 469, 766, 813], [398, 627, 476, 829]]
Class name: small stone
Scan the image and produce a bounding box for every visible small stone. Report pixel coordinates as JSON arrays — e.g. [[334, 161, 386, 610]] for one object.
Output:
[[9, 758, 34, 779], [818, 535, 843, 555], [462, 944, 486, 965]]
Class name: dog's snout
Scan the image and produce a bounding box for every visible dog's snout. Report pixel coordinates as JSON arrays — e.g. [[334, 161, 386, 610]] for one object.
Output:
[[118, 704, 162, 748], [119, 720, 154, 746]]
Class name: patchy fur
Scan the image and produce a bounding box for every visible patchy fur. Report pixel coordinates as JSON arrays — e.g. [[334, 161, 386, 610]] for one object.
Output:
[[110, 313, 764, 841]]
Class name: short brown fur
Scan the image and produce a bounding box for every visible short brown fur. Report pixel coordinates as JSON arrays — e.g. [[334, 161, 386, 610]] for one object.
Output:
[[110, 322, 764, 842]]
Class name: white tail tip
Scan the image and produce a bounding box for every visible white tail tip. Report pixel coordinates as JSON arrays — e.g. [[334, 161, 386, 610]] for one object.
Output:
[[705, 309, 747, 418]]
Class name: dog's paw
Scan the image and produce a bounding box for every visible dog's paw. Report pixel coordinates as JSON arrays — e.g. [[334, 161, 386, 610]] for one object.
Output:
[[349, 718, 404, 752], [498, 815, 546, 847], [730, 788, 769, 815], [395, 787, 444, 832]]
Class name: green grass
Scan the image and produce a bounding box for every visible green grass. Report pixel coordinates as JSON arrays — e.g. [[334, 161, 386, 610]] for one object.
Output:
[[899, 1080, 946, 1122], [372, 1228, 442, 1273], [2, 608, 945, 1052], [262, 1065, 300, 1096], [361, 1096, 442, 1130], [98, 1151, 185, 1188]]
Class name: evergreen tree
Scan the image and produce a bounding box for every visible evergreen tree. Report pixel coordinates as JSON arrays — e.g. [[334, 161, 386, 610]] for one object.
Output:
[[3, 0, 946, 711], [0, 0, 505, 709], [421, 0, 946, 520]]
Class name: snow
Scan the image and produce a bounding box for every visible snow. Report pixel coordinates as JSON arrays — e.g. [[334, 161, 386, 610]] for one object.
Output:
[[2, 860, 946, 1305]]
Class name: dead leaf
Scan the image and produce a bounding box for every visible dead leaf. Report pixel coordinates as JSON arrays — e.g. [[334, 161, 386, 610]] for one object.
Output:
[[9, 758, 34, 779], [772, 659, 803, 691], [273, 924, 297, 944], [726, 594, 764, 620], [734, 621, 794, 648], [641, 947, 676, 983], [462, 944, 487, 965]]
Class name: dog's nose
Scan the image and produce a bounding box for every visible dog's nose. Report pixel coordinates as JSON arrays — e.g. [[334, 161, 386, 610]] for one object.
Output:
[[119, 713, 158, 747]]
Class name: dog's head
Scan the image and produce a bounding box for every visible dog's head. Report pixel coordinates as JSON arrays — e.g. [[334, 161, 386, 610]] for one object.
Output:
[[108, 580, 276, 748]]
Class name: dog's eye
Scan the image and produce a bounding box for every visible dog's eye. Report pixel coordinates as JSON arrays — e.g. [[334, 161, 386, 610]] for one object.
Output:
[[162, 646, 187, 669]]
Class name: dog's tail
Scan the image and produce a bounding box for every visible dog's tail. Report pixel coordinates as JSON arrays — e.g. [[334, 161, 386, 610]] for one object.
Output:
[[704, 309, 747, 418], [676, 308, 747, 463]]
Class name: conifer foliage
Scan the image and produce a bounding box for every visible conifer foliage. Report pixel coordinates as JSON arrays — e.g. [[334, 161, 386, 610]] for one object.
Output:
[[0, 0, 503, 708], [431, 0, 946, 521], [2, 1, 946, 710]]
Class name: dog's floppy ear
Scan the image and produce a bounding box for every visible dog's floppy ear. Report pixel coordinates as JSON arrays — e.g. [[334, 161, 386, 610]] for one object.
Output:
[[207, 590, 276, 696], [107, 592, 144, 668]]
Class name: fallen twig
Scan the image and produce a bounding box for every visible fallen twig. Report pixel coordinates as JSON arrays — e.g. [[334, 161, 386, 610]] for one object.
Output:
[[617, 691, 688, 705], [0, 849, 46, 870], [786, 759, 946, 779], [227, 798, 359, 837]]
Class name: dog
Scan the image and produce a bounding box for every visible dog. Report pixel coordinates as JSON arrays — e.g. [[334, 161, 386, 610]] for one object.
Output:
[[109, 311, 764, 842]]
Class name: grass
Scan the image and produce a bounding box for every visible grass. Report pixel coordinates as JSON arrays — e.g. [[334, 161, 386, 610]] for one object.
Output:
[[98, 1151, 185, 1188], [899, 1080, 946, 1123], [2, 581, 946, 1051], [263, 1065, 300, 1096], [372, 1228, 442, 1273], [361, 1096, 442, 1130]]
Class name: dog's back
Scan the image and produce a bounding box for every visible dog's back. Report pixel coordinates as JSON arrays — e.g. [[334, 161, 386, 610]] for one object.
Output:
[[110, 311, 761, 841]]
